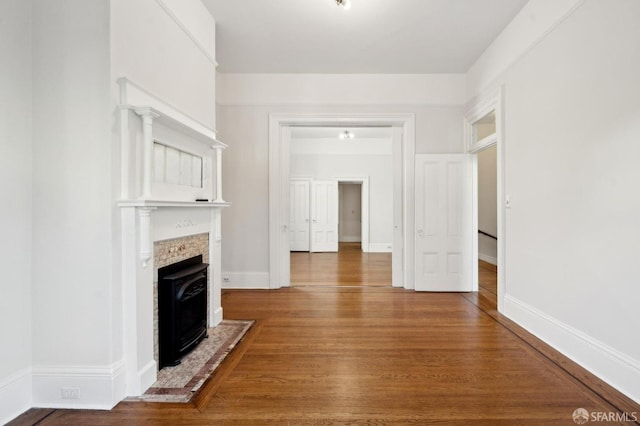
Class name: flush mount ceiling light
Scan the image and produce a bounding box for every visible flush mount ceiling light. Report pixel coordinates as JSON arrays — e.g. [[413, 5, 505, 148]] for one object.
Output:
[[335, 0, 351, 10], [339, 130, 355, 139]]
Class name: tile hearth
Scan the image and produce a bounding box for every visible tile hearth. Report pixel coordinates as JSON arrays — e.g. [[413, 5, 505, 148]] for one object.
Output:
[[134, 319, 253, 403]]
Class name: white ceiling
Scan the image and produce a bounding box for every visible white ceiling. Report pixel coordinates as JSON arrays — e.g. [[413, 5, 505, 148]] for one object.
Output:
[[202, 0, 529, 74]]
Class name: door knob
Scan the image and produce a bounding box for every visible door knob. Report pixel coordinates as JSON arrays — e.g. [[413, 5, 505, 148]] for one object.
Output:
[[417, 229, 424, 237]]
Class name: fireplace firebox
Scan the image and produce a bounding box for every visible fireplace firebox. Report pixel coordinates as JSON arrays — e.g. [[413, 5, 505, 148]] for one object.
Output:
[[158, 255, 209, 369]]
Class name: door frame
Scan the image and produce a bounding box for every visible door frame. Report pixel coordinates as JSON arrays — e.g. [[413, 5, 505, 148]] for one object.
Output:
[[335, 177, 369, 252], [464, 86, 506, 312], [269, 113, 415, 289]]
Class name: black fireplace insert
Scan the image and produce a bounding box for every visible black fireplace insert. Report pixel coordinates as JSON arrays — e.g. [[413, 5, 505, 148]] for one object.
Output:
[[158, 255, 209, 369]]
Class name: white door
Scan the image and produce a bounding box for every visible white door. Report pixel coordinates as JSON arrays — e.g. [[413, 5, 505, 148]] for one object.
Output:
[[311, 180, 339, 252], [290, 179, 311, 251], [415, 154, 472, 291]]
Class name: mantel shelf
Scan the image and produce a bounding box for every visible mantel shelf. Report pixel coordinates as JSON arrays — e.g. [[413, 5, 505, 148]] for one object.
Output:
[[118, 200, 231, 208], [117, 78, 227, 149]]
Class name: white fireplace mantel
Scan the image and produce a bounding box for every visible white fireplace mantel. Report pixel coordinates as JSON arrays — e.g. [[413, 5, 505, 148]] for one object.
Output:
[[117, 77, 228, 203], [117, 200, 230, 268], [118, 200, 231, 208], [117, 78, 230, 398]]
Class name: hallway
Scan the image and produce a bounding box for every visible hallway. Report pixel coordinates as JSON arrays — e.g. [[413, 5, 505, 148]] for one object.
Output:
[[290, 242, 392, 287]]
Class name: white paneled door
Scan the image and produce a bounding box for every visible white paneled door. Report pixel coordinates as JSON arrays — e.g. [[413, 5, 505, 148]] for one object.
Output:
[[311, 180, 339, 252], [289, 179, 311, 251], [415, 155, 472, 291]]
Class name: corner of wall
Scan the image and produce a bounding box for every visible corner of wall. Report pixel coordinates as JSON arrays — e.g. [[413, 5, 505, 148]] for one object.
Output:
[[0, 368, 32, 425], [465, 0, 586, 101]]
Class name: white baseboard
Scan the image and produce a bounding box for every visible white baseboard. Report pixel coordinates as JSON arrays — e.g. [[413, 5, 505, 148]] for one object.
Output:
[[137, 360, 157, 397], [504, 294, 640, 404], [212, 307, 224, 326], [367, 243, 392, 253], [32, 360, 127, 409], [478, 253, 497, 265], [0, 367, 32, 425], [222, 272, 270, 289]]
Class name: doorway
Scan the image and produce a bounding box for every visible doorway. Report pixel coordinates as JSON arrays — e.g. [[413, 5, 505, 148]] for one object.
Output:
[[476, 145, 498, 306], [464, 87, 505, 311], [339, 183, 362, 245], [287, 126, 396, 287], [269, 113, 415, 290]]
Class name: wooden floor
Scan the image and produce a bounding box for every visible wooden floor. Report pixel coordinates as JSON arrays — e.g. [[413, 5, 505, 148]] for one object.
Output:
[[12, 262, 639, 425], [479, 260, 497, 299], [291, 242, 392, 287]]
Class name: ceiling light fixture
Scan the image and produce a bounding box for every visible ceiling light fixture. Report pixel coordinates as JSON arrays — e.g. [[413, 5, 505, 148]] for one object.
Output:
[[335, 0, 351, 10], [339, 130, 355, 139]]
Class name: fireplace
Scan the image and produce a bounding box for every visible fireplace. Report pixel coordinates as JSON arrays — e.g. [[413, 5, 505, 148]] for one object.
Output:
[[158, 255, 209, 369], [117, 78, 229, 395]]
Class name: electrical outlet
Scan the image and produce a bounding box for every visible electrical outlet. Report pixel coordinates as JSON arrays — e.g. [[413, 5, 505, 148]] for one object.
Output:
[[61, 387, 80, 399], [223, 276, 230, 283]]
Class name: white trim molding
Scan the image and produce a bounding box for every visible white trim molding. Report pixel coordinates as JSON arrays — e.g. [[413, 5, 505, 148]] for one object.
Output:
[[504, 295, 640, 404], [31, 360, 126, 410], [465, 86, 506, 312], [154, 0, 218, 67], [269, 113, 416, 290], [478, 253, 498, 266], [0, 367, 32, 425], [368, 243, 393, 253], [118, 78, 222, 147]]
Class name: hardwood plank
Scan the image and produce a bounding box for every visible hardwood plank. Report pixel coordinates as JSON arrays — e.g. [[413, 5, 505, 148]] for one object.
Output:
[[291, 242, 392, 287], [7, 408, 54, 426], [14, 284, 638, 424]]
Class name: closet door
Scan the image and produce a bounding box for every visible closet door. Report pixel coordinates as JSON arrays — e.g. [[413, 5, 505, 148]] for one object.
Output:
[[290, 179, 311, 251], [310, 180, 339, 252]]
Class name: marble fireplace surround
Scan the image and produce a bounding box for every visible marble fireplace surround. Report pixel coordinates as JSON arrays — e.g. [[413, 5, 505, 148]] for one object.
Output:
[[153, 233, 210, 368], [117, 78, 229, 397]]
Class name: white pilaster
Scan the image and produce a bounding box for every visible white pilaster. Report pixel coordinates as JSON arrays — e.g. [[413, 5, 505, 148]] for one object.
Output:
[[134, 108, 160, 200], [214, 147, 225, 202], [138, 207, 156, 268]]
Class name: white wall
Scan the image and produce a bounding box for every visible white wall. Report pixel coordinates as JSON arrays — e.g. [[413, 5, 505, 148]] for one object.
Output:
[[217, 76, 466, 276], [469, 0, 640, 403], [477, 145, 497, 264], [31, 0, 117, 408], [291, 143, 393, 248], [0, 0, 33, 422], [110, 0, 216, 128], [0, 0, 220, 415], [218, 74, 466, 107]]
